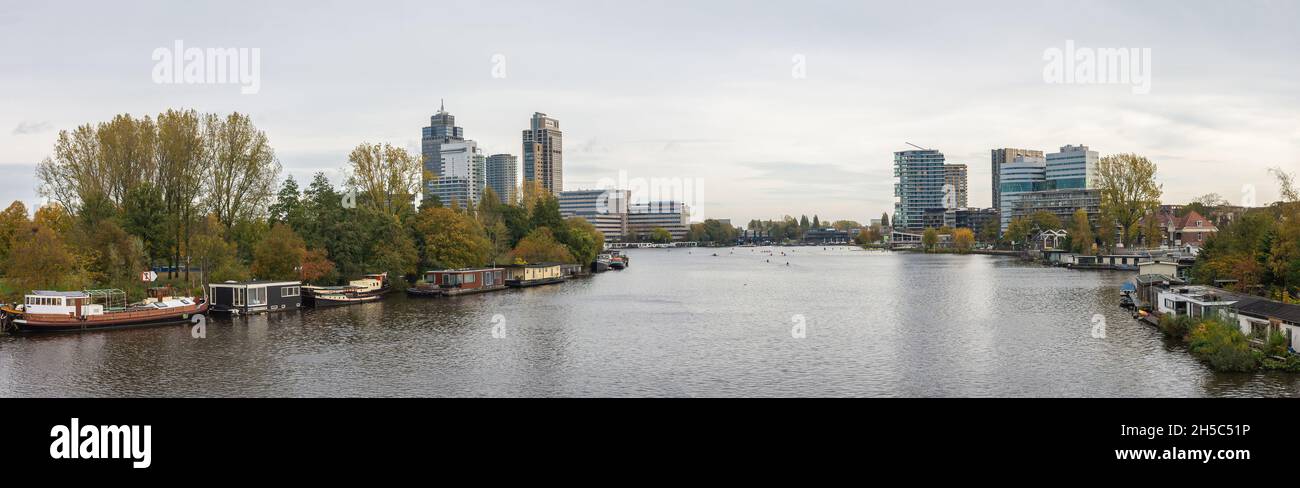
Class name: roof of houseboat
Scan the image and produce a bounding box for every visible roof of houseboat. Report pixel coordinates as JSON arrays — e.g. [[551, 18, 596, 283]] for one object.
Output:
[[427, 267, 504, 273], [30, 290, 89, 297], [503, 262, 566, 268], [211, 280, 302, 287]]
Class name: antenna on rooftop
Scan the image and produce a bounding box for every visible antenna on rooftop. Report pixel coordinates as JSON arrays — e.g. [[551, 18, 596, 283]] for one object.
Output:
[[906, 142, 929, 151]]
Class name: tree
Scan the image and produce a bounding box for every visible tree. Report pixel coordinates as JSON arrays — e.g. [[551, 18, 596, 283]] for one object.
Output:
[[979, 222, 999, 244], [122, 183, 170, 264], [1029, 210, 1062, 233], [952, 228, 975, 253], [204, 112, 280, 228], [922, 228, 938, 252], [411, 206, 492, 270], [3, 224, 85, 300], [1097, 153, 1162, 248], [1068, 208, 1094, 254], [831, 220, 862, 231], [509, 227, 574, 264], [564, 217, 605, 266], [880, 213, 890, 228], [299, 248, 336, 284], [189, 214, 248, 285], [1004, 217, 1031, 249], [251, 223, 307, 280], [649, 227, 673, 243], [347, 142, 421, 218], [268, 176, 305, 228], [156, 109, 207, 279], [812, 215, 821, 228], [0, 201, 30, 269], [1140, 214, 1164, 248], [33, 203, 73, 238]]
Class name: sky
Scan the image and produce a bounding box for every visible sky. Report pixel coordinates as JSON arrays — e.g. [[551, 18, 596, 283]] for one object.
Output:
[[1, 0, 1298, 224]]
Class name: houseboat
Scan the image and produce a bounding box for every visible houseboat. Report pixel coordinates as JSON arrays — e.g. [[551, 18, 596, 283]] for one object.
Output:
[[0, 289, 206, 333], [208, 280, 303, 314], [303, 273, 390, 307], [503, 263, 566, 288], [413, 268, 506, 297]]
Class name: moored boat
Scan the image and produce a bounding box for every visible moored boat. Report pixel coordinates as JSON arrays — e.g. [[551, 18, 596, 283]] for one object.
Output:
[[418, 268, 506, 297], [303, 273, 390, 307], [0, 289, 206, 333], [502, 263, 566, 288]]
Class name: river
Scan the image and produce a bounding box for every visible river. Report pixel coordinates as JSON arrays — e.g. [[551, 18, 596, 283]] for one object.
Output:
[[2, 247, 1297, 397]]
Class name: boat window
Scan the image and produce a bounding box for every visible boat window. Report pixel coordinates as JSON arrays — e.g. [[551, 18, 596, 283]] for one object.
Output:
[[249, 287, 267, 306], [234, 289, 245, 306], [282, 286, 300, 297], [466, 273, 476, 283]]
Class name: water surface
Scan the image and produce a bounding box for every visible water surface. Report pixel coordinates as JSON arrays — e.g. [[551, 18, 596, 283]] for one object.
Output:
[[2, 248, 1296, 397]]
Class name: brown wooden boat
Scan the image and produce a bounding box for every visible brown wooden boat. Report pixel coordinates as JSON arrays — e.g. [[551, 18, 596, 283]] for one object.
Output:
[[1, 289, 207, 333]]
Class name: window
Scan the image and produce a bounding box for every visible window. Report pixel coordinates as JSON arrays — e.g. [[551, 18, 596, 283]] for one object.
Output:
[[249, 287, 267, 306], [466, 273, 476, 283], [234, 289, 244, 307], [282, 286, 300, 297]]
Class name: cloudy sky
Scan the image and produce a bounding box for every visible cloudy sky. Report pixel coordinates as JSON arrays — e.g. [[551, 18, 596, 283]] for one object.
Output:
[[1, 0, 1297, 223]]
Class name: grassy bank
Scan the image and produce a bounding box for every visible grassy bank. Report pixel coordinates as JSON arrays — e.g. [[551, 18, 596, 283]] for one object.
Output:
[[1158, 315, 1300, 372]]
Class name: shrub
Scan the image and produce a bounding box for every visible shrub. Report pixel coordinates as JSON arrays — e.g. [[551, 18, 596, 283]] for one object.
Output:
[[1157, 314, 1195, 339], [1187, 318, 1259, 372]]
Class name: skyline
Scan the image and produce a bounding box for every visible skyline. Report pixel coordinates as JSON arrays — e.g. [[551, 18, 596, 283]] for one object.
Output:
[[1, 0, 1298, 223]]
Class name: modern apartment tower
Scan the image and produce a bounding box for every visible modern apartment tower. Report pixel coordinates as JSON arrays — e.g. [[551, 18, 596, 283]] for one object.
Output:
[[991, 148, 1044, 209], [422, 100, 465, 186], [1045, 144, 1099, 190], [998, 154, 1047, 232], [523, 112, 563, 195], [427, 140, 485, 209], [893, 148, 946, 230], [485, 154, 519, 204], [943, 163, 968, 209]]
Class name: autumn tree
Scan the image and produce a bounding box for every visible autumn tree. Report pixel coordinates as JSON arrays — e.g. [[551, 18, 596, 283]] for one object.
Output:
[[251, 223, 307, 280], [1069, 208, 1094, 255], [509, 227, 574, 264], [564, 217, 605, 266], [0, 201, 30, 269], [3, 224, 85, 299], [189, 214, 248, 285], [204, 112, 280, 228], [922, 228, 939, 252], [1097, 153, 1162, 248], [411, 206, 492, 270], [347, 142, 421, 218], [952, 228, 975, 253]]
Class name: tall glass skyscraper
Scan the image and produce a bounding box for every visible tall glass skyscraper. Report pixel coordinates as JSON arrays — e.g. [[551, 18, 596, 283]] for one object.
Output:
[[485, 154, 518, 204], [998, 154, 1048, 232], [893, 149, 946, 230], [990, 148, 1044, 209], [523, 112, 563, 195], [1045, 144, 1099, 190], [421, 100, 465, 202]]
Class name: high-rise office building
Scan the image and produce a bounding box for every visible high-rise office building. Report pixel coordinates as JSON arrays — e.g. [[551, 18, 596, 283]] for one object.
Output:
[[522, 112, 563, 195], [559, 189, 630, 241], [893, 149, 946, 230], [991, 148, 1043, 209], [998, 154, 1048, 232], [422, 100, 464, 186], [485, 154, 519, 204], [1045, 144, 1099, 190], [944, 163, 968, 209], [427, 140, 483, 209]]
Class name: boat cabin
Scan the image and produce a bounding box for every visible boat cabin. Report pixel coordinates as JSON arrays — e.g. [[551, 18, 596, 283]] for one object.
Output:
[[209, 281, 303, 314], [424, 268, 504, 290], [503, 263, 565, 282], [23, 290, 102, 317]]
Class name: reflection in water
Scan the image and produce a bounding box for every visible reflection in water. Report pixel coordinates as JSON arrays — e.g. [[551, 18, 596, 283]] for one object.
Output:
[[1, 248, 1297, 397]]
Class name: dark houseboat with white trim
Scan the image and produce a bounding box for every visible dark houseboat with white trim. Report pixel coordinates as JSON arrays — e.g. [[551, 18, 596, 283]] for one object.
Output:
[[409, 268, 506, 297], [502, 263, 566, 288], [1, 289, 207, 333], [303, 273, 390, 307], [208, 280, 303, 314]]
